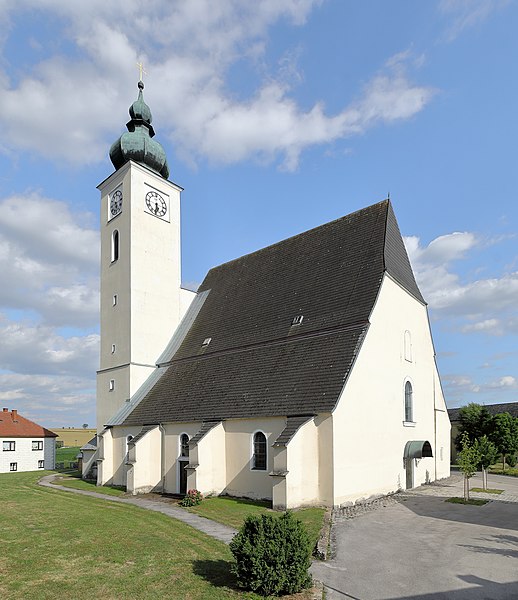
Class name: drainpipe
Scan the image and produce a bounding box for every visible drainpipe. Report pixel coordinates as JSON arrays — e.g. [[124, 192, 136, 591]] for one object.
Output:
[[159, 423, 166, 493]]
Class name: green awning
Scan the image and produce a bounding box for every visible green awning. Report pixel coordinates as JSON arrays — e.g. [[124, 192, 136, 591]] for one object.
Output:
[[404, 440, 433, 459]]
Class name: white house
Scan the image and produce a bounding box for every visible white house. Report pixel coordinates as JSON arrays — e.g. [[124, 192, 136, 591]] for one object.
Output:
[[87, 81, 451, 508], [0, 408, 57, 473]]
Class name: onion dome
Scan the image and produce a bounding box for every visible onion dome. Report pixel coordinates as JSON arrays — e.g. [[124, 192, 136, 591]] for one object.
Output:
[[110, 81, 169, 179]]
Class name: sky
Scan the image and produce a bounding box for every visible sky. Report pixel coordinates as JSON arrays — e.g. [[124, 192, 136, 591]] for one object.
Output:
[[0, 0, 517, 428]]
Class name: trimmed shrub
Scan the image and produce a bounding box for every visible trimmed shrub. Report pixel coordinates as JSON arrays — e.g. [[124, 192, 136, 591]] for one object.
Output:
[[229, 511, 312, 597], [179, 489, 203, 507], [507, 454, 517, 468]]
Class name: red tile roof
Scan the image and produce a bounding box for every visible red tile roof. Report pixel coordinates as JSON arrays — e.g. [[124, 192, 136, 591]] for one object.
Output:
[[0, 408, 57, 438]]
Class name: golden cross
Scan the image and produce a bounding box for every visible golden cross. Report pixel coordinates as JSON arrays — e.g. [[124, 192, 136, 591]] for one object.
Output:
[[136, 61, 147, 81]]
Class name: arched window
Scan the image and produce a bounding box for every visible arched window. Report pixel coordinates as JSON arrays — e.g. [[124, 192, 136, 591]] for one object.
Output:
[[404, 330, 412, 362], [252, 431, 267, 471], [111, 230, 119, 262], [180, 433, 189, 458], [404, 381, 413, 422]]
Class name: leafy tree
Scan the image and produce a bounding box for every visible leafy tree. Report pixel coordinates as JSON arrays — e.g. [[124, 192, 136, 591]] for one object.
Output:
[[490, 413, 518, 471], [82, 423, 89, 429], [457, 432, 480, 501], [473, 435, 499, 490], [455, 403, 494, 450]]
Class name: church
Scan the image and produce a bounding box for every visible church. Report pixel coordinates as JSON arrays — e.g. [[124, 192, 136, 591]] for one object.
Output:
[[82, 80, 451, 509]]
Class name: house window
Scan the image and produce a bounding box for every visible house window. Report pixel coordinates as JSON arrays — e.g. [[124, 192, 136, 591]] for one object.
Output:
[[38, 460, 44, 469], [10, 462, 17, 471], [404, 381, 413, 422], [3, 441, 15, 451], [109, 379, 115, 391], [404, 330, 412, 362], [180, 433, 189, 458], [111, 230, 119, 262], [32, 441, 43, 451], [252, 431, 267, 471]]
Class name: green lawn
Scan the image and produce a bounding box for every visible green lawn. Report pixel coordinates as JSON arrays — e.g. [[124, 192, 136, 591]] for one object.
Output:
[[55, 446, 81, 469], [0, 471, 315, 599], [185, 496, 325, 547], [51, 474, 126, 497]]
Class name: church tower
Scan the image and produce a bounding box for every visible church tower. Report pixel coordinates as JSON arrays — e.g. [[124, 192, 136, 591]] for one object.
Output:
[[96, 81, 189, 432]]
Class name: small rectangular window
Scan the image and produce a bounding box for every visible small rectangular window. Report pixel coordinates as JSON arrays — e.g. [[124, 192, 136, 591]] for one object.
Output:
[[113, 294, 118, 306], [109, 379, 115, 391], [38, 460, 45, 469], [3, 441, 15, 451], [291, 315, 304, 326], [111, 344, 116, 354], [10, 462, 17, 472], [32, 441, 43, 451]]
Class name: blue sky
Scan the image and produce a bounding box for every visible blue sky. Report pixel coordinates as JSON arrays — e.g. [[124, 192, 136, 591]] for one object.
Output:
[[0, 0, 516, 427]]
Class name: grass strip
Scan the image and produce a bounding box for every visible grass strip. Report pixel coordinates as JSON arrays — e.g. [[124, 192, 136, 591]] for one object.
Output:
[[445, 497, 489, 506], [470, 487, 503, 494]]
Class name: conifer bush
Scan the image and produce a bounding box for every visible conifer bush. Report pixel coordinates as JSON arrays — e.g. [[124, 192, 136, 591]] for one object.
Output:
[[229, 511, 312, 597]]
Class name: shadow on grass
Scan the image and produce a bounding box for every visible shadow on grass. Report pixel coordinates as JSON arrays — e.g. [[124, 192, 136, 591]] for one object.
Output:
[[192, 558, 239, 591], [216, 495, 272, 509]]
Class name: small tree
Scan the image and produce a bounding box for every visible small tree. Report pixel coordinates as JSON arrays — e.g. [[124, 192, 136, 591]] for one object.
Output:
[[457, 432, 480, 501], [490, 413, 518, 471], [82, 423, 89, 429], [473, 435, 498, 490], [230, 511, 312, 597]]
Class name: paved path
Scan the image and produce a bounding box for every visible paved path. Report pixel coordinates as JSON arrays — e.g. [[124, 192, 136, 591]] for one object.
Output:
[[38, 474, 237, 544], [312, 472, 518, 600]]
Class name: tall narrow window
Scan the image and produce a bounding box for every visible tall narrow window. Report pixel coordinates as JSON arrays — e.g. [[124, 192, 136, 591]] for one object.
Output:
[[404, 381, 413, 422], [404, 330, 412, 362], [109, 379, 115, 391], [10, 462, 17, 471], [180, 434, 190, 458], [252, 432, 267, 470], [111, 230, 119, 262]]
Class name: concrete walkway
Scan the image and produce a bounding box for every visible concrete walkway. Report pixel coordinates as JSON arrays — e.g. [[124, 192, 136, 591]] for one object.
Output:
[[38, 474, 237, 544], [312, 472, 518, 600]]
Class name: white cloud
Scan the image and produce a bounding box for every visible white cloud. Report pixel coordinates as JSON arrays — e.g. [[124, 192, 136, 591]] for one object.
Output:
[[0, 2, 434, 170], [405, 233, 518, 333], [439, 0, 510, 41], [0, 372, 95, 427], [0, 194, 99, 327], [0, 315, 98, 377]]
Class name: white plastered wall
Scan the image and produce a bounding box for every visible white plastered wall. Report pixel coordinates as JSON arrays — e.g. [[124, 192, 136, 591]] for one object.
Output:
[[193, 422, 227, 496], [127, 426, 162, 494], [0, 437, 54, 473], [162, 423, 201, 494], [332, 274, 450, 505], [224, 417, 286, 500], [285, 419, 320, 508]]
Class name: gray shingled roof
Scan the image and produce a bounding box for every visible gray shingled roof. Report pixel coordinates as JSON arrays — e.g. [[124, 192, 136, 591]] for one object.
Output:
[[122, 200, 423, 427], [448, 402, 518, 422]]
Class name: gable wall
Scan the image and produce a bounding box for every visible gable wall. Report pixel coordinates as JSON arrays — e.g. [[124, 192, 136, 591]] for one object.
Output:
[[332, 275, 450, 505]]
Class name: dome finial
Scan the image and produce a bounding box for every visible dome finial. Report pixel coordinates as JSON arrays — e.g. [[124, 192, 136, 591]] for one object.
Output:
[[109, 70, 170, 179]]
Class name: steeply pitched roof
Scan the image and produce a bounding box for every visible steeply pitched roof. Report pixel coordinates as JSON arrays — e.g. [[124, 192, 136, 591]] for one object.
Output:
[[122, 200, 423, 427], [448, 402, 518, 422], [0, 408, 57, 438]]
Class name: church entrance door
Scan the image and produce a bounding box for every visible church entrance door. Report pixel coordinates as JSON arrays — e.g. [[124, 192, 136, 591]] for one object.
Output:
[[179, 460, 188, 494]]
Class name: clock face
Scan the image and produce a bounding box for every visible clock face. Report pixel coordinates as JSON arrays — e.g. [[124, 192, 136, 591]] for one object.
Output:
[[145, 190, 167, 217], [110, 189, 123, 216]]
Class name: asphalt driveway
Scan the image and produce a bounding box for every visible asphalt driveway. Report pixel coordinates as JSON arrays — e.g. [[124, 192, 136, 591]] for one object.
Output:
[[311, 473, 518, 599]]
